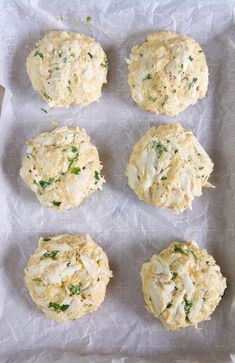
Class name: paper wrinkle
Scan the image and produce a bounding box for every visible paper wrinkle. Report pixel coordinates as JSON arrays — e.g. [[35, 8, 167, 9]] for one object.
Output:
[[0, 0, 235, 361]]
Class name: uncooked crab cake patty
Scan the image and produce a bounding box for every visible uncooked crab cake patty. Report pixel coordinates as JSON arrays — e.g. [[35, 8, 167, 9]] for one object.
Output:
[[127, 31, 208, 116], [141, 241, 226, 331], [20, 126, 104, 211], [26, 31, 108, 108], [126, 123, 214, 214], [24, 234, 112, 322]]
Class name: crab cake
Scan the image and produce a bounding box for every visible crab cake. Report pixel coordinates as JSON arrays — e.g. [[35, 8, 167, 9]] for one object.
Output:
[[127, 31, 208, 116], [24, 234, 112, 322], [26, 31, 108, 108], [20, 126, 104, 211], [126, 123, 214, 214], [141, 241, 226, 331]]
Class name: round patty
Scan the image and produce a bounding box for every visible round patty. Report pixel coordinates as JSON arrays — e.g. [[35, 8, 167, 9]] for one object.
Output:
[[141, 241, 226, 331], [126, 123, 214, 213], [24, 234, 112, 322], [20, 126, 104, 211], [127, 31, 208, 115], [27, 31, 108, 108]]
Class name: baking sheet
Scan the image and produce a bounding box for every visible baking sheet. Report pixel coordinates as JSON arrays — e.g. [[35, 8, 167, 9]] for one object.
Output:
[[0, 0, 235, 362]]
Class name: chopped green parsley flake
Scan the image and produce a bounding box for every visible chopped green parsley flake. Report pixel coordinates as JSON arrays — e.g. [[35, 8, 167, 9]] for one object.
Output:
[[189, 77, 198, 89], [199, 166, 204, 170], [69, 283, 81, 296], [101, 57, 109, 70], [52, 200, 61, 207], [71, 146, 78, 153], [180, 63, 184, 70], [40, 108, 47, 113], [43, 238, 51, 241], [48, 302, 69, 313], [198, 50, 203, 53], [174, 149, 178, 154], [94, 171, 100, 181], [149, 96, 157, 102], [39, 178, 54, 189], [63, 57, 67, 63], [34, 51, 43, 59], [172, 89, 177, 93], [88, 52, 93, 59], [166, 302, 172, 308], [71, 167, 81, 175], [42, 92, 51, 100], [152, 140, 168, 155], [143, 74, 152, 80], [43, 250, 59, 260], [189, 55, 193, 61], [86, 16, 91, 23], [173, 244, 188, 256], [171, 272, 178, 280], [160, 176, 167, 180], [32, 277, 42, 283], [184, 297, 193, 316]]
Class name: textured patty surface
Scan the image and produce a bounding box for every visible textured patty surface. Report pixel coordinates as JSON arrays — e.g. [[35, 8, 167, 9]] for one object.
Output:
[[27, 31, 108, 107], [141, 241, 226, 331], [126, 123, 214, 213], [20, 126, 104, 211], [24, 234, 112, 322], [127, 31, 208, 115]]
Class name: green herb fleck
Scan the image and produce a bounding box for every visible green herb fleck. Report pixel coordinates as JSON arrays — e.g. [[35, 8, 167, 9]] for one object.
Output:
[[63, 57, 67, 63], [67, 80, 72, 93], [143, 74, 152, 81], [39, 178, 54, 189], [173, 244, 188, 256], [55, 66, 60, 71], [171, 272, 178, 280], [198, 50, 203, 53], [32, 277, 42, 283], [189, 77, 198, 89], [86, 15, 91, 23], [88, 52, 93, 59], [184, 297, 193, 317], [149, 296, 152, 302], [149, 96, 157, 102], [166, 302, 172, 308], [69, 283, 81, 296], [40, 108, 47, 113], [67, 261, 71, 267], [34, 51, 43, 59], [48, 302, 69, 313], [42, 92, 51, 100], [71, 146, 78, 153], [71, 167, 81, 175], [199, 166, 204, 170], [52, 200, 61, 207], [172, 89, 177, 94], [101, 57, 109, 70], [43, 238, 51, 241], [68, 152, 79, 168], [152, 140, 168, 155], [180, 63, 184, 70], [43, 250, 59, 260], [94, 171, 100, 181], [189, 55, 193, 61], [160, 176, 167, 181], [70, 53, 75, 57]]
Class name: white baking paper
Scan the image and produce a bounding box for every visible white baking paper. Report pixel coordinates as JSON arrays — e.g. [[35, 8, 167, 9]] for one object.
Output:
[[0, 0, 235, 362]]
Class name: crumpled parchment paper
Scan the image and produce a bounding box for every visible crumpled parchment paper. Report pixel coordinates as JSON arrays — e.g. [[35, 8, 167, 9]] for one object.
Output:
[[0, 0, 235, 362]]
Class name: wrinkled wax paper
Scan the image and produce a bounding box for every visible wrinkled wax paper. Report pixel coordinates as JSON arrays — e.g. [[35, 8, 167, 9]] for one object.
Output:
[[0, 0, 235, 362]]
